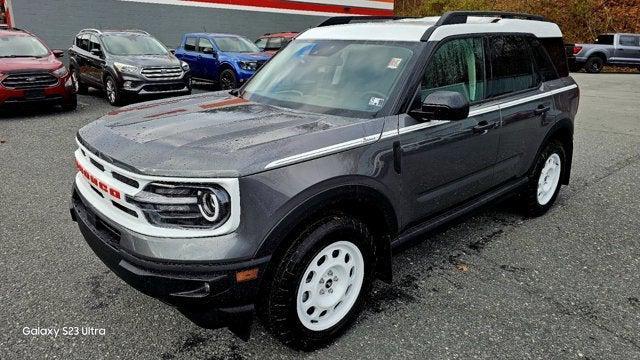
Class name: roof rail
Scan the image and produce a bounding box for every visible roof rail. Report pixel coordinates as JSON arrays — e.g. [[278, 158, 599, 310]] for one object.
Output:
[[317, 16, 417, 27], [435, 11, 547, 26], [121, 29, 150, 35], [81, 28, 103, 34]]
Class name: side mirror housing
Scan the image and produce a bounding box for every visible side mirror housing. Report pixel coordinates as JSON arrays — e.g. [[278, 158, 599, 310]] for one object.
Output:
[[410, 91, 469, 121], [52, 49, 64, 58]]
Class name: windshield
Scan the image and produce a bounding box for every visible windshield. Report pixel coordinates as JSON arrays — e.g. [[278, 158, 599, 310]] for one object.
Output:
[[242, 40, 415, 117], [213, 36, 260, 53], [0, 35, 49, 58], [102, 34, 168, 56]]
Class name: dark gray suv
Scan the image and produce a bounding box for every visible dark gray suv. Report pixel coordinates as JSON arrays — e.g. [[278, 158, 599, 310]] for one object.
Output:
[[70, 12, 579, 350]]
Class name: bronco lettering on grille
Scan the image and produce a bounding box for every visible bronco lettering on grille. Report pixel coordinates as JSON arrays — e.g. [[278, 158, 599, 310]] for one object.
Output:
[[76, 160, 122, 200]]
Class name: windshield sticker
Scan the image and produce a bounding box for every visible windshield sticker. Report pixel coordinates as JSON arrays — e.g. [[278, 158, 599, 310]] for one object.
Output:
[[387, 58, 403, 69], [369, 97, 385, 107]]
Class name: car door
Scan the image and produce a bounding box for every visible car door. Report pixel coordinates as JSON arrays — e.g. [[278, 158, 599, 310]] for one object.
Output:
[[615, 35, 640, 64], [488, 35, 558, 184], [177, 36, 200, 77], [399, 36, 501, 220], [198, 37, 220, 81], [86, 34, 105, 87]]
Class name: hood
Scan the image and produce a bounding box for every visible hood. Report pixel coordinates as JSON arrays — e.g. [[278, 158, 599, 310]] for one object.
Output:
[[0, 54, 62, 73], [111, 53, 181, 67], [78, 92, 379, 178], [227, 52, 272, 62]]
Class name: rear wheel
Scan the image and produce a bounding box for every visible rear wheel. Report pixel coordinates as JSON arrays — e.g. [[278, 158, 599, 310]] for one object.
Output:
[[219, 69, 237, 90], [585, 56, 604, 73], [523, 140, 566, 216], [259, 216, 375, 350], [72, 69, 88, 94]]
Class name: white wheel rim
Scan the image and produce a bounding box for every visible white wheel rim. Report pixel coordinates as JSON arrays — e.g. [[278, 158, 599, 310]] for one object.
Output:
[[72, 72, 79, 92], [296, 240, 365, 331], [537, 153, 561, 205]]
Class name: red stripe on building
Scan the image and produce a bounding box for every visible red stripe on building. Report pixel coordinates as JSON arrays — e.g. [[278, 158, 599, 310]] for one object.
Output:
[[186, 0, 394, 15]]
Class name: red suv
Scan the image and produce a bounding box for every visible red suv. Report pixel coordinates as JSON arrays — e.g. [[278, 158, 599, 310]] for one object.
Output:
[[254, 32, 298, 54], [0, 26, 76, 110]]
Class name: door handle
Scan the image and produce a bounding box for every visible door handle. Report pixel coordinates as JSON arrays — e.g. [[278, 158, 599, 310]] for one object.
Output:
[[534, 105, 551, 115], [472, 121, 495, 134]]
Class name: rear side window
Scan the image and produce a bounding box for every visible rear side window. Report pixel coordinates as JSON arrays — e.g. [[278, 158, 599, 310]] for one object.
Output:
[[487, 35, 536, 97], [422, 37, 486, 103], [596, 35, 614, 45], [541, 38, 569, 78], [184, 37, 196, 51], [530, 39, 559, 82], [255, 37, 267, 50], [267, 37, 283, 50], [77, 34, 90, 51], [619, 35, 638, 46], [89, 35, 101, 52]]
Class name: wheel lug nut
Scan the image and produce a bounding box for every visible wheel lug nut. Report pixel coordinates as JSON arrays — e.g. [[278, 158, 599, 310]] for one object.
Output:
[[320, 289, 325, 295], [327, 270, 333, 276], [328, 289, 333, 294], [319, 278, 324, 284], [333, 276, 338, 281]]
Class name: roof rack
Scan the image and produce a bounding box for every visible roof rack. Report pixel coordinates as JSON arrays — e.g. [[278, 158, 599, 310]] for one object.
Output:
[[435, 11, 547, 26], [81, 28, 103, 34], [317, 16, 417, 27], [120, 29, 150, 35]]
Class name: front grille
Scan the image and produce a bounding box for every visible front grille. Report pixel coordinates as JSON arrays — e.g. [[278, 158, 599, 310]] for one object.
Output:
[[140, 66, 183, 80], [1, 72, 58, 89]]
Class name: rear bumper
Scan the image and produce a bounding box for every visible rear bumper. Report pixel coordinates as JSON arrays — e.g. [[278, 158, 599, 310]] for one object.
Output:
[[70, 187, 268, 330]]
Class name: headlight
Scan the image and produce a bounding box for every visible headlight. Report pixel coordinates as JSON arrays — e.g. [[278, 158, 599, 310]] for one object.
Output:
[[51, 66, 69, 78], [180, 60, 190, 71], [114, 62, 140, 74], [128, 183, 231, 229], [239, 61, 258, 71]]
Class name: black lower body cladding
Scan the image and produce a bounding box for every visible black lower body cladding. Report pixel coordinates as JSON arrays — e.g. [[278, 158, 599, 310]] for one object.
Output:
[[70, 187, 267, 333]]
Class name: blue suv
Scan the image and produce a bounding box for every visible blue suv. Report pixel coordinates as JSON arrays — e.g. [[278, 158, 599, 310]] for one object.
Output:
[[175, 33, 271, 89]]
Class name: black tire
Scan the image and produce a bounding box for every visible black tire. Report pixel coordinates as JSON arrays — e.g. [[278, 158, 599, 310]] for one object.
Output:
[[72, 68, 88, 94], [585, 56, 604, 73], [61, 94, 78, 111], [259, 216, 375, 350], [523, 140, 566, 217], [104, 75, 125, 106], [219, 68, 237, 90]]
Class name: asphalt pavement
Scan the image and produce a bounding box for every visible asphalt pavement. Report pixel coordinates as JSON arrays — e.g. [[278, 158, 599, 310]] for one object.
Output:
[[1, 74, 639, 359]]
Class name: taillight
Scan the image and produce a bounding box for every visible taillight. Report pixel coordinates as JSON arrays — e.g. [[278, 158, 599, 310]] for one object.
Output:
[[573, 46, 583, 55]]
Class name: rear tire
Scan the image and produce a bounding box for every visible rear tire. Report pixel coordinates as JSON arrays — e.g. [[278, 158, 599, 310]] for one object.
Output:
[[523, 140, 566, 217], [72, 69, 88, 94], [259, 216, 375, 350], [585, 56, 604, 73]]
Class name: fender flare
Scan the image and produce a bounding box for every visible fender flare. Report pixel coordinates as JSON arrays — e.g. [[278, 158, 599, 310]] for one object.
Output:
[[254, 176, 399, 282], [533, 118, 574, 185]]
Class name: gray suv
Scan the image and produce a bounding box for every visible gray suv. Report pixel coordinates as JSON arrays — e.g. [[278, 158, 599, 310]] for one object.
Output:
[[70, 12, 579, 350]]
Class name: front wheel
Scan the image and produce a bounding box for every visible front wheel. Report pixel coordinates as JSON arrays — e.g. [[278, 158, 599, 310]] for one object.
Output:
[[259, 216, 375, 350], [219, 69, 238, 90], [523, 140, 566, 216], [104, 75, 125, 106], [61, 94, 78, 111]]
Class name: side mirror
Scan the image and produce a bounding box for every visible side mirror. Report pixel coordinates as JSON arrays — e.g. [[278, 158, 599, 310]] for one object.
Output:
[[90, 48, 103, 57], [52, 49, 64, 58], [410, 91, 469, 121]]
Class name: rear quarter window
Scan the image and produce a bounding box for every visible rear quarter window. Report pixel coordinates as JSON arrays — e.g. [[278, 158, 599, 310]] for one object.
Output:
[[530, 38, 559, 82], [541, 38, 569, 78]]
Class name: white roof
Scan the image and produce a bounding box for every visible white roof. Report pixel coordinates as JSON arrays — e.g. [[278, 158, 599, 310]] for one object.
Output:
[[297, 16, 563, 42]]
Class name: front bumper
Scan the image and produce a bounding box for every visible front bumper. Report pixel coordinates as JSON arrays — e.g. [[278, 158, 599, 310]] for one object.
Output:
[[0, 75, 75, 106], [70, 186, 268, 331], [118, 71, 192, 96]]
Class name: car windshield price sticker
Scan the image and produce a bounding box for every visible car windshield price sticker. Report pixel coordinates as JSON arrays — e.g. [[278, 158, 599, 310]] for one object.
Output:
[[387, 57, 403, 69]]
